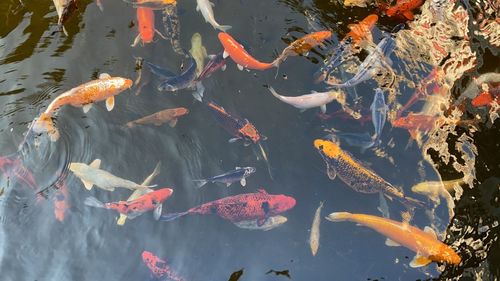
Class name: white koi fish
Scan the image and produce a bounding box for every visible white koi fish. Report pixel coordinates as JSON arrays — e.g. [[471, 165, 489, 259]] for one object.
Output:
[[267, 86, 345, 113], [233, 215, 288, 231], [196, 0, 231, 32]]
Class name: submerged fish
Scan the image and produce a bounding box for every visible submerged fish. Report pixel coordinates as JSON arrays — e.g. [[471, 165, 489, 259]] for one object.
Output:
[[117, 162, 162, 226], [273, 31, 332, 67], [196, 0, 231, 32], [386, 0, 424, 21], [310, 201, 324, 256], [126, 107, 189, 128], [327, 36, 395, 88], [313, 139, 423, 207], [124, 0, 177, 9], [33, 73, 132, 141], [52, 0, 78, 27], [371, 88, 388, 144], [69, 159, 156, 191], [157, 57, 198, 92], [196, 52, 227, 81], [411, 179, 462, 219], [327, 131, 375, 151], [142, 251, 186, 281], [233, 215, 288, 231], [392, 113, 439, 140], [193, 167, 256, 188], [162, 4, 189, 57], [218, 32, 274, 71], [267, 86, 345, 113], [158, 189, 296, 226], [189, 33, 208, 77], [84, 188, 173, 219], [53, 180, 70, 222], [0, 154, 37, 192], [326, 212, 461, 267]]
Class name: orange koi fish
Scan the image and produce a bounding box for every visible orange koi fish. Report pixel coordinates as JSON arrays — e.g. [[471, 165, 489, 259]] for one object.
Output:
[[344, 14, 378, 45], [471, 89, 499, 107], [326, 212, 461, 267], [33, 73, 132, 141], [218, 32, 274, 71], [123, 0, 177, 10], [386, 0, 424, 21], [53, 180, 70, 222], [132, 7, 165, 47], [392, 113, 439, 139], [273, 31, 332, 67]]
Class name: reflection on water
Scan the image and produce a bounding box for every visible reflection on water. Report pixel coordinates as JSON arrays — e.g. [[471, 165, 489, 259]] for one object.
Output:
[[0, 0, 499, 280]]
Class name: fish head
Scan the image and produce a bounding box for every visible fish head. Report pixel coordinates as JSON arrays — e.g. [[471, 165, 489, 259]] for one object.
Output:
[[68, 162, 87, 176], [269, 195, 296, 214], [141, 251, 158, 269], [191, 33, 202, 46], [154, 188, 174, 202], [362, 14, 379, 28], [314, 139, 342, 160], [116, 77, 134, 91], [174, 107, 190, 117]]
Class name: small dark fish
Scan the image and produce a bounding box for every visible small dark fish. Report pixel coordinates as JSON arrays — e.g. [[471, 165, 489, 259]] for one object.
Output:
[[158, 57, 198, 92], [144, 61, 176, 78], [197, 52, 227, 81], [194, 167, 256, 188], [162, 4, 189, 57], [228, 269, 244, 281], [266, 269, 291, 279]]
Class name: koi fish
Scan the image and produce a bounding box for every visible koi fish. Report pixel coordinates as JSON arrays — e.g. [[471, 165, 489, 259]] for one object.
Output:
[[233, 215, 288, 231], [84, 188, 173, 219], [326, 212, 461, 267], [142, 251, 186, 281], [157, 57, 198, 92], [118, 162, 161, 226], [205, 101, 264, 145], [386, 0, 424, 21], [196, 0, 231, 32], [267, 86, 345, 113], [411, 179, 462, 219], [327, 36, 395, 88], [144, 61, 176, 78], [471, 91, 498, 107], [126, 107, 189, 128], [69, 159, 157, 191], [53, 180, 70, 222], [33, 73, 132, 141], [132, 7, 164, 47], [0, 154, 37, 192], [189, 33, 208, 77], [273, 31, 332, 67], [123, 0, 177, 9], [314, 139, 423, 207], [218, 32, 274, 71], [392, 113, 438, 140], [196, 52, 227, 81], [193, 166, 256, 188], [162, 4, 189, 57], [326, 131, 375, 152], [52, 0, 78, 28], [158, 189, 296, 226], [315, 14, 378, 83], [310, 201, 324, 256], [371, 88, 388, 144]]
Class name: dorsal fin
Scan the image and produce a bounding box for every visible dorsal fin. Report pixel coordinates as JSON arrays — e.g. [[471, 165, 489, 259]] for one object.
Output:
[[90, 159, 101, 169], [257, 188, 268, 194], [99, 73, 111, 79]]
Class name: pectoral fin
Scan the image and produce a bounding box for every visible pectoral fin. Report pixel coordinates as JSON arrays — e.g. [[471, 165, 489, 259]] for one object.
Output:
[[168, 118, 178, 127], [237, 64, 244, 71], [409, 254, 432, 268], [106, 96, 115, 111], [99, 73, 111, 79], [327, 165, 337, 180], [320, 104, 327, 114], [81, 179, 94, 190], [385, 238, 401, 247], [83, 104, 92, 113], [90, 159, 101, 169], [240, 178, 246, 187], [154, 204, 163, 220], [223, 50, 229, 58], [117, 214, 127, 226]]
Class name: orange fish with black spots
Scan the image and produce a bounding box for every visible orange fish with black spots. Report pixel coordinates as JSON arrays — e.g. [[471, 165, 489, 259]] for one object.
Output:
[[141, 251, 186, 281], [218, 32, 274, 71], [33, 73, 132, 141]]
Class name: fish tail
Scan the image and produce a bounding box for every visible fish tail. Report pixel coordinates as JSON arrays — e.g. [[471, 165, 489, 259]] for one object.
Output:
[[125, 121, 136, 128], [325, 212, 352, 222], [399, 195, 426, 209], [266, 86, 282, 101], [192, 180, 208, 188], [84, 197, 105, 209], [217, 25, 232, 32], [158, 211, 188, 222]]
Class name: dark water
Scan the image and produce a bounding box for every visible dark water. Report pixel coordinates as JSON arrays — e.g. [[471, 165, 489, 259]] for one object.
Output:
[[0, 0, 499, 280]]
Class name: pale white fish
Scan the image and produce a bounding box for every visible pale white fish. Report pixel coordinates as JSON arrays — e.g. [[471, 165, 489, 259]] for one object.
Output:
[[267, 86, 345, 113], [117, 161, 161, 225], [233, 215, 288, 231], [411, 179, 459, 219], [196, 0, 231, 32], [69, 159, 156, 192], [310, 201, 324, 256], [377, 192, 390, 218]]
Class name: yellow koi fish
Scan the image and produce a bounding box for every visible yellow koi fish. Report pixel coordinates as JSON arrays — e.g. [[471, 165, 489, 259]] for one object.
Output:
[[326, 212, 461, 267]]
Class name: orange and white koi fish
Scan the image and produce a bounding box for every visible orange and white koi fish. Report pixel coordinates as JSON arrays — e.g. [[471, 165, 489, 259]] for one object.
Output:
[[273, 31, 332, 67], [218, 32, 274, 71], [33, 73, 132, 141], [326, 212, 461, 267]]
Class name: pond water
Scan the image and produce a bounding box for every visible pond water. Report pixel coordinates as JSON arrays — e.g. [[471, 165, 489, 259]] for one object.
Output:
[[0, 0, 499, 280]]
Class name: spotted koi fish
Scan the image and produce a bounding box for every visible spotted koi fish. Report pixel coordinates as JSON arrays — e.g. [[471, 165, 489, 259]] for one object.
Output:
[[314, 139, 423, 208], [142, 251, 186, 281], [158, 189, 296, 226], [162, 4, 189, 57]]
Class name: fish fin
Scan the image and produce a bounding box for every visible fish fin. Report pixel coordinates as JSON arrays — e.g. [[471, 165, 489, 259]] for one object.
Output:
[[385, 238, 401, 247], [83, 104, 92, 113], [168, 119, 178, 128], [258, 188, 268, 194], [237, 64, 244, 71], [99, 73, 111, 79], [223, 50, 229, 58], [195, 4, 200, 11], [257, 217, 268, 227], [222, 64, 227, 71], [403, 11, 414, 20], [261, 135, 268, 141], [131, 34, 141, 47], [153, 204, 163, 220], [410, 254, 432, 268], [327, 165, 337, 180], [193, 81, 204, 102], [125, 122, 135, 128], [226, 182, 232, 187], [229, 138, 240, 143], [90, 159, 101, 169], [158, 212, 188, 222], [243, 140, 252, 147], [155, 29, 167, 40], [84, 196, 104, 208], [48, 127, 61, 142], [325, 212, 351, 222], [218, 25, 232, 32], [106, 96, 115, 111], [424, 226, 438, 239], [320, 104, 327, 114], [81, 179, 94, 190], [300, 108, 308, 113], [240, 178, 246, 187], [193, 180, 208, 188], [117, 214, 127, 226]]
